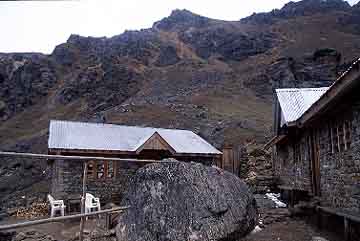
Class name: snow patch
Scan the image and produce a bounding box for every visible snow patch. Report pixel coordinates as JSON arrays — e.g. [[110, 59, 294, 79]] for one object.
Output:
[[250, 225, 262, 234], [265, 193, 287, 208]]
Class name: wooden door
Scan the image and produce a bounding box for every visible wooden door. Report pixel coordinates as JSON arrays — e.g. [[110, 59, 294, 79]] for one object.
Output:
[[310, 129, 321, 196]]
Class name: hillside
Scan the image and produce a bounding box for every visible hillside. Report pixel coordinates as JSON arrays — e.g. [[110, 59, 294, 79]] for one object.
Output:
[[1, 0, 360, 155]]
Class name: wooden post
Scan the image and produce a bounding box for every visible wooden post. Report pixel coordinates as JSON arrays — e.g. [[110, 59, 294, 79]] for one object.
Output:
[[317, 209, 322, 230], [79, 161, 88, 241], [344, 217, 350, 241]]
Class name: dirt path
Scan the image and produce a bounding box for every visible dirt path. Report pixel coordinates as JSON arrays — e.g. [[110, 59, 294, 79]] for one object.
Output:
[[241, 219, 342, 241]]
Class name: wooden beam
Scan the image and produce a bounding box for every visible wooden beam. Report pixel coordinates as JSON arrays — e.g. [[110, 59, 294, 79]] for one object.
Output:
[[344, 217, 350, 241], [0, 207, 129, 231], [0, 151, 176, 163], [0, 151, 221, 162], [317, 206, 360, 223], [263, 135, 287, 150], [79, 161, 88, 241], [343, 121, 348, 151]]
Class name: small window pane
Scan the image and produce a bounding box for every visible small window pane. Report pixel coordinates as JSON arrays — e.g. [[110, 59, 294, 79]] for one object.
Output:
[[87, 161, 94, 178], [339, 123, 345, 152], [328, 124, 333, 154], [345, 120, 352, 149], [332, 125, 338, 153], [294, 142, 301, 163], [107, 161, 115, 178], [97, 161, 105, 179]]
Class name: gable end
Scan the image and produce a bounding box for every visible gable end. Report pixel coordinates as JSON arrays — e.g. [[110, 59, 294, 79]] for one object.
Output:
[[136, 132, 176, 154]]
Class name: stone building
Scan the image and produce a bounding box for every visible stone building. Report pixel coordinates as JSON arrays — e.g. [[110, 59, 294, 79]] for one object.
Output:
[[47, 120, 222, 204], [267, 58, 360, 213]]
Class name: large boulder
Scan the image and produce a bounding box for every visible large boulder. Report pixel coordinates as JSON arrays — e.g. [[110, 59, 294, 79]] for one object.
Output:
[[116, 161, 257, 241]]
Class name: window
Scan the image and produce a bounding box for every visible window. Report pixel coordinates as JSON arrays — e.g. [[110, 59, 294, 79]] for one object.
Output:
[[97, 161, 105, 179], [87, 161, 95, 177], [338, 123, 345, 152], [107, 161, 115, 178], [87, 160, 116, 179], [294, 141, 301, 163], [277, 144, 288, 167], [328, 124, 333, 153], [344, 120, 352, 150], [332, 124, 338, 153], [329, 119, 352, 154]]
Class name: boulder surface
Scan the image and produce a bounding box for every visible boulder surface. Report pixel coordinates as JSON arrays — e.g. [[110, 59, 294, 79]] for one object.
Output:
[[116, 161, 257, 241]]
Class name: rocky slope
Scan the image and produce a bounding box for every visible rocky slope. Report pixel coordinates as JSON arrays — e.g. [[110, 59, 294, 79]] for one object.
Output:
[[2, 0, 360, 152], [0, 0, 360, 208]]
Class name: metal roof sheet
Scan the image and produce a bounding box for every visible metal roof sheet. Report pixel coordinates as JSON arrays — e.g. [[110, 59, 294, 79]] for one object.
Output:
[[275, 87, 329, 126], [48, 120, 221, 155]]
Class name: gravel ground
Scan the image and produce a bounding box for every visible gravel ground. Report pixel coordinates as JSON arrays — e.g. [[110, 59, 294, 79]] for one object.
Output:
[[241, 219, 343, 241], [0, 194, 345, 241]]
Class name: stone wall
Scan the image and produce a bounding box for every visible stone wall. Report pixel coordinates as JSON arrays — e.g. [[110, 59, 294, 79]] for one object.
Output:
[[243, 146, 275, 193], [51, 160, 140, 204], [274, 132, 312, 194], [50, 156, 217, 204], [274, 95, 360, 213], [317, 98, 360, 212]]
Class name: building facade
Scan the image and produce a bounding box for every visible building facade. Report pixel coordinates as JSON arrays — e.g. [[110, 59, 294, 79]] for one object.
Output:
[[48, 120, 222, 204], [269, 58, 360, 213]]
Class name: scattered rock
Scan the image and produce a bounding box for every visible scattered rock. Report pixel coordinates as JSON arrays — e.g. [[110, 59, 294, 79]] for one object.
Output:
[[155, 45, 180, 67], [12, 230, 56, 241], [0, 231, 15, 241], [254, 194, 290, 226], [180, 27, 276, 60], [14, 202, 48, 219], [240, 144, 275, 194]]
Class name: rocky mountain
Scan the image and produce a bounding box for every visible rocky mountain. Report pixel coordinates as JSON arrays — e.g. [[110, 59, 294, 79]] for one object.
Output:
[[242, 0, 351, 24], [1, 0, 360, 151], [1, 2, 359, 155]]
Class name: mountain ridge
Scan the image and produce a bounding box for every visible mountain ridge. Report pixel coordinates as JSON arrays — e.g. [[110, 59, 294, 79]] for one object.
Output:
[[0, 0, 360, 153]]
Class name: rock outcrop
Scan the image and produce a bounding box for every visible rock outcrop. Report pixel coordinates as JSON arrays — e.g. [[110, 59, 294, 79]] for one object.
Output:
[[116, 161, 257, 241], [0, 53, 57, 121], [242, 0, 351, 24], [153, 9, 212, 31]]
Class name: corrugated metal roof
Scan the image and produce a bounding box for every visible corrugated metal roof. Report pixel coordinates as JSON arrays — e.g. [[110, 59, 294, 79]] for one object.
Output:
[[275, 87, 329, 126], [48, 120, 221, 155]]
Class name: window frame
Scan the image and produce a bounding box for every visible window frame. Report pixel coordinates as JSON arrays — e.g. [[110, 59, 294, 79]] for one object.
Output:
[[87, 160, 116, 180], [293, 140, 301, 164], [329, 118, 352, 154]]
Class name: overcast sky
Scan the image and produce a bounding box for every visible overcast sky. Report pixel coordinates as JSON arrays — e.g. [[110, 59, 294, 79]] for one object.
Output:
[[0, 0, 358, 54]]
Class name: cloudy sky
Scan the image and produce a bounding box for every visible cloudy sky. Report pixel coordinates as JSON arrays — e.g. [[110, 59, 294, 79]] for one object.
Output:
[[0, 0, 358, 54]]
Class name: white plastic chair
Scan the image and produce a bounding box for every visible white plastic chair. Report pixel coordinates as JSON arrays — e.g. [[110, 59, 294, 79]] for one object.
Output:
[[47, 194, 65, 217], [85, 193, 101, 214]]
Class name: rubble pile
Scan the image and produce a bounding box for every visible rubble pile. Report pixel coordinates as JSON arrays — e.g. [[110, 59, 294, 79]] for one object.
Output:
[[243, 144, 276, 193], [13, 202, 48, 219], [11, 230, 56, 241]]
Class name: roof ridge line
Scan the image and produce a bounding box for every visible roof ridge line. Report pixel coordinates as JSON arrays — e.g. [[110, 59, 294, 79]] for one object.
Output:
[[50, 119, 191, 132], [275, 87, 329, 93]]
